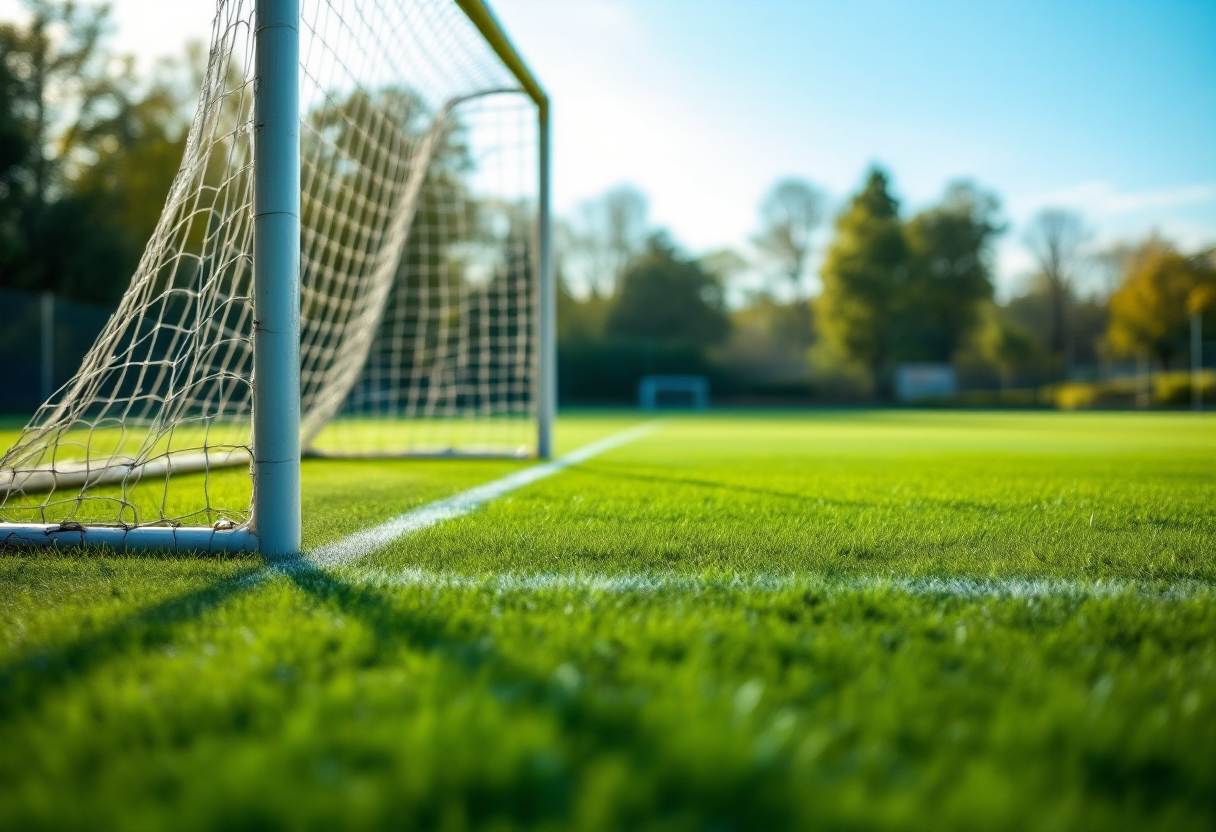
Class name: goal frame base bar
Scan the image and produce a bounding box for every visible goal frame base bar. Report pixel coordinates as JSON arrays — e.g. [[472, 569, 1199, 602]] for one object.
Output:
[[0, 449, 251, 499], [0, 523, 257, 553], [303, 449, 531, 461]]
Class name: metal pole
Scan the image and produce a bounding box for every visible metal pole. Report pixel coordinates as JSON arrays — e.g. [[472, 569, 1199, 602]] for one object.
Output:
[[536, 102, 555, 459], [39, 291, 53, 401], [1194, 311, 1203, 413], [1137, 351, 1150, 409], [252, 0, 301, 556]]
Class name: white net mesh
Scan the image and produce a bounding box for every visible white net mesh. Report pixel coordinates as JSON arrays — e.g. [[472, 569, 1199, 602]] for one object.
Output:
[[0, 0, 540, 529]]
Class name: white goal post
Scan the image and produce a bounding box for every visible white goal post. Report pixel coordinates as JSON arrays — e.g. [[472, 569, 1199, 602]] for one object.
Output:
[[0, 0, 553, 555]]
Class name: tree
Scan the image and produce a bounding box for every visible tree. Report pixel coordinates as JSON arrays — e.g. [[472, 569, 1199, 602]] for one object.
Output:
[[1023, 208, 1088, 362], [898, 181, 1004, 361], [1107, 237, 1216, 366], [976, 303, 1040, 389], [0, 18, 34, 272], [1092, 239, 1137, 298], [699, 247, 749, 288], [573, 184, 648, 297], [605, 232, 730, 348], [817, 167, 908, 397], [752, 177, 826, 298], [54, 47, 203, 302], [721, 293, 816, 382], [0, 0, 111, 289], [0, 1, 198, 302]]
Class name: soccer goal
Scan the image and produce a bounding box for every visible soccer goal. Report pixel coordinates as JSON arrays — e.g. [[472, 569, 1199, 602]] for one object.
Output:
[[638, 376, 710, 411], [0, 0, 553, 555]]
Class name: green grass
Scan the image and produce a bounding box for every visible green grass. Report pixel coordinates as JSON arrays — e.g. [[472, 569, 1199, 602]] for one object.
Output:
[[1, 411, 1214, 830], [0, 414, 537, 527]]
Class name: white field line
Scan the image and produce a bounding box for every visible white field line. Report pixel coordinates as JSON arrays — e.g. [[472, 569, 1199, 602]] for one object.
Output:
[[334, 568, 1214, 602], [304, 424, 656, 568], [291, 421, 1209, 602]]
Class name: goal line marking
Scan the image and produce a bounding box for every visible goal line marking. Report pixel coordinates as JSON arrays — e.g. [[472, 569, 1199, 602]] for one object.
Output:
[[295, 422, 1207, 602], [304, 423, 656, 568], [330, 569, 1213, 602]]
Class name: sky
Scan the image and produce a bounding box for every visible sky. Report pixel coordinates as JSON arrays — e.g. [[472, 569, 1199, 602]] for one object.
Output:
[[3, 0, 1214, 299]]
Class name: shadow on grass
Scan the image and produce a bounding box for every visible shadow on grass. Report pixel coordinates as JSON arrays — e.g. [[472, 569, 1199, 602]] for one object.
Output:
[[268, 552, 791, 827], [0, 563, 267, 719], [0, 546, 791, 825], [574, 462, 1002, 514], [573, 462, 847, 504]]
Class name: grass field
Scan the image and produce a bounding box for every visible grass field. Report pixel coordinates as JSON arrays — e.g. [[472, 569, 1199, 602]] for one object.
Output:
[[1, 411, 1214, 830]]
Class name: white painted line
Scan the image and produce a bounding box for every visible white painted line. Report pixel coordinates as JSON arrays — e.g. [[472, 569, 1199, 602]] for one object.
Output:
[[333, 568, 1214, 602], [305, 423, 656, 568], [294, 421, 1208, 602]]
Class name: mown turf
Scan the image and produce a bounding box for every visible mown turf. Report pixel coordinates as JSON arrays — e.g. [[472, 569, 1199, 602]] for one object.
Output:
[[375, 412, 1216, 580], [1, 411, 1214, 831]]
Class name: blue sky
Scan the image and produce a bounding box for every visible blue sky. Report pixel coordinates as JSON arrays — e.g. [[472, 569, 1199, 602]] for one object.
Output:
[[4, 0, 1213, 297], [487, 0, 1216, 296]]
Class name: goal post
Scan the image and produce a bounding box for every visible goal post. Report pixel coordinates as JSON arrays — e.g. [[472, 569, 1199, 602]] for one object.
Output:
[[252, 0, 302, 557], [537, 92, 555, 459], [454, 0, 553, 457], [0, 0, 552, 554]]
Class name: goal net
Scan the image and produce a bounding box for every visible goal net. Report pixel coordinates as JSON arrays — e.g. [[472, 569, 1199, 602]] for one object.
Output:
[[0, 0, 548, 541]]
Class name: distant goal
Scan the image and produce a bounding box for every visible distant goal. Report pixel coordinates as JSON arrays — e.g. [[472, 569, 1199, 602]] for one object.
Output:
[[0, 0, 554, 555], [638, 376, 710, 411]]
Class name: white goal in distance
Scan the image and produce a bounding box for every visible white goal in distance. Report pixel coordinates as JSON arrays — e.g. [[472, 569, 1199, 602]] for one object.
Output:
[[0, 0, 554, 555]]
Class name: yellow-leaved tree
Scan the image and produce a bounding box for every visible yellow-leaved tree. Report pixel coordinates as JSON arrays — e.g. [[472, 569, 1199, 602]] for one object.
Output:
[[1107, 238, 1215, 365]]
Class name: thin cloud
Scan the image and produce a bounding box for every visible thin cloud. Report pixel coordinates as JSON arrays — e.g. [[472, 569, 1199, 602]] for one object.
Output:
[[1023, 181, 1216, 217]]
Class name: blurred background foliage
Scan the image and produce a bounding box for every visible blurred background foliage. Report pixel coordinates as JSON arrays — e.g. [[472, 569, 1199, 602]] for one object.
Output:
[[0, 0, 201, 304], [559, 171, 1214, 407], [1, 0, 1213, 410]]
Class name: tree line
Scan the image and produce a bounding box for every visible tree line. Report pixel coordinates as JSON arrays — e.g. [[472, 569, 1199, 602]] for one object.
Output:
[[558, 169, 1215, 402]]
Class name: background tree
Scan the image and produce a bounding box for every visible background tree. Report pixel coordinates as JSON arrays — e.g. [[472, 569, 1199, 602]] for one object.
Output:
[[1002, 277, 1108, 371], [720, 293, 818, 384], [1190, 282, 1216, 328], [1023, 208, 1088, 364], [54, 48, 202, 302], [554, 218, 605, 341], [0, 0, 198, 302], [1107, 237, 1216, 367], [1, 0, 111, 291], [1092, 239, 1137, 298], [606, 232, 730, 348], [751, 177, 826, 298], [976, 303, 1040, 389], [699, 247, 749, 290], [898, 180, 1004, 361], [817, 167, 908, 397], [0, 15, 34, 272], [572, 183, 648, 297]]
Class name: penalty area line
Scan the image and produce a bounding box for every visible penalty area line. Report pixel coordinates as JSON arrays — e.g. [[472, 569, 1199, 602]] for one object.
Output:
[[304, 423, 657, 568]]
